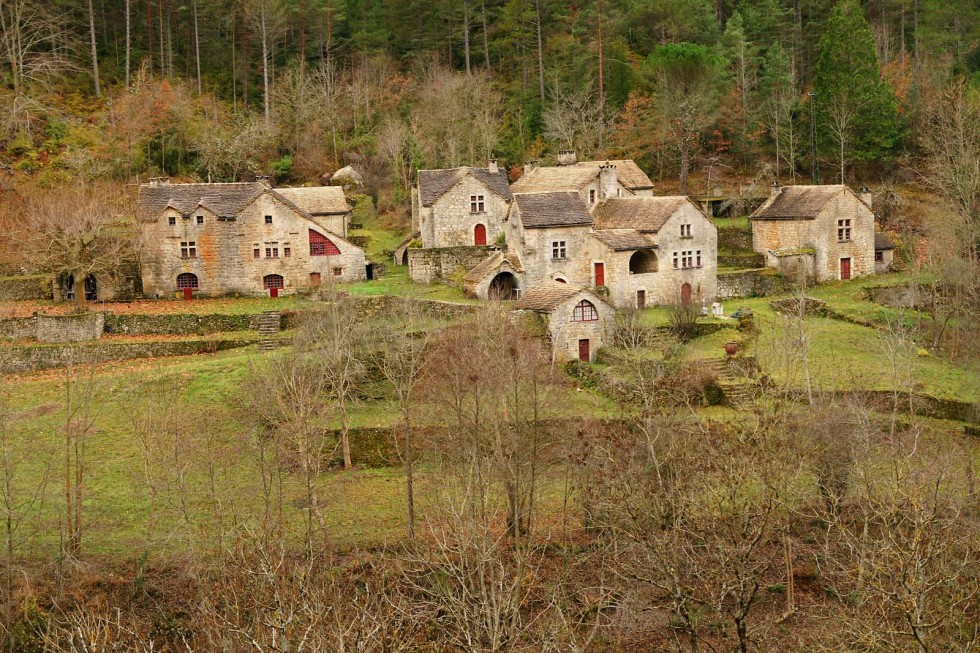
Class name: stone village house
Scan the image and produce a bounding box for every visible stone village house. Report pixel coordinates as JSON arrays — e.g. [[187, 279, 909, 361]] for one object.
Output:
[[749, 185, 877, 282], [460, 160, 717, 309], [513, 280, 615, 363], [139, 178, 366, 298]]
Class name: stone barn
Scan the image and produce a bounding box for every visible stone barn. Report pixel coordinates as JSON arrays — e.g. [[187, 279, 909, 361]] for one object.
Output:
[[139, 178, 365, 298], [750, 185, 875, 283], [513, 281, 615, 363], [874, 232, 896, 273]]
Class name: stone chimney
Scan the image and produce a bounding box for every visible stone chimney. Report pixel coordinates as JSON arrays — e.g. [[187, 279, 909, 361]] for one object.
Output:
[[522, 160, 538, 176], [488, 157, 498, 175], [556, 150, 577, 166], [147, 177, 170, 187], [599, 162, 618, 200], [770, 181, 780, 200], [859, 186, 873, 208], [255, 175, 272, 188]]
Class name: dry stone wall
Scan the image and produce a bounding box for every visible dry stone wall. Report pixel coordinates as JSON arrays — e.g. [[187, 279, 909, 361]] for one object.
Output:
[[0, 275, 53, 301], [36, 312, 105, 343], [408, 246, 493, 284]]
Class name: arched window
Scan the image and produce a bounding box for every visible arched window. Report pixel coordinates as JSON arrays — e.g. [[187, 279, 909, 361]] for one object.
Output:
[[263, 274, 284, 290], [474, 223, 487, 246], [571, 300, 599, 322], [176, 273, 199, 289], [309, 229, 341, 256]]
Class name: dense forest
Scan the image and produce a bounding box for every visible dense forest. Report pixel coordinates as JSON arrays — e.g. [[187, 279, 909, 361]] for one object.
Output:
[[1, 0, 979, 194]]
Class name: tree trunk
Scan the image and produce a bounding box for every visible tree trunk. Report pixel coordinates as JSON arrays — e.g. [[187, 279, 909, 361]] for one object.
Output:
[[405, 413, 415, 540], [124, 0, 131, 89], [535, 0, 545, 104], [597, 0, 604, 152], [261, 1, 270, 125], [463, 0, 471, 75], [87, 0, 101, 97], [679, 140, 690, 195], [193, 0, 201, 93], [481, 0, 491, 75]]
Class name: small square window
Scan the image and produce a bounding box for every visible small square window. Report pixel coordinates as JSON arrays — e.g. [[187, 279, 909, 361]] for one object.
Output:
[[265, 215, 273, 224], [180, 241, 197, 258], [265, 247, 272, 258], [283, 247, 291, 257], [875, 251, 883, 262], [196, 215, 204, 225], [333, 267, 343, 276], [552, 240, 567, 260], [469, 195, 485, 213], [253, 248, 260, 259], [168, 216, 176, 226]]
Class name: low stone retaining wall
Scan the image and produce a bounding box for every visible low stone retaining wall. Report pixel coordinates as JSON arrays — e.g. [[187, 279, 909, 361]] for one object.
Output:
[[717, 268, 789, 299], [0, 275, 52, 301], [0, 317, 36, 340], [349, 295, 479, 321], [103, 312, 273, 336], [717, 253, 765, 269], [408, 246, 493, 284], [36, 312, 104, 343], [0, 336, 268, 373]]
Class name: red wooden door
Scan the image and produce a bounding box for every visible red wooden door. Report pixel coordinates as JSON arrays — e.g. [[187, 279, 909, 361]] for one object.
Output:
[[183, 287, 192, 301], [578, 339, 590, 362], [474, 224, 487, 246], [270, 287, 279, 298], [840, 257, 851, 280], [636, 290, 646, 309], [681, 283, 692, 305], [594, 262, 605, 287]]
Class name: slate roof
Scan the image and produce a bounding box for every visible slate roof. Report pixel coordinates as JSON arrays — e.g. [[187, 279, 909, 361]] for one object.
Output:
[[591, 196, 690, 232], [138, 182, 266, 221], [875, 232, 896, 250], [464, 250, 525, 284], [751, 185, 848, 220], [591, 229, 658, 251], [417, 167, 512, 207], [513, 192, 594, 228], [511, 166, 599, 193], [514, 280, 594, 313], [575, 160, 654, 190], [274, 186, 349, 215]]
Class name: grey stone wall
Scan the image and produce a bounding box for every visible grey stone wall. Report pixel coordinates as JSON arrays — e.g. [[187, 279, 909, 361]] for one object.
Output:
[[36, 312, 105, 343], [408, 246, 493, 284], [0, 275, 53, 301], [716, 268, 789, 299], [0, 317, 37, 340]]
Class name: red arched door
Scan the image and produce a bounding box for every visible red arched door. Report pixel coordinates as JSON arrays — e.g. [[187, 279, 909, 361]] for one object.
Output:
[[474, 224, 487, 246], [680, 283, 692, 305]]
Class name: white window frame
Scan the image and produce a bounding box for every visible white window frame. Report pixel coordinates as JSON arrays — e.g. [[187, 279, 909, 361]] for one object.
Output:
[[470, 194, 486, 214], [552, 240, 567, 260]]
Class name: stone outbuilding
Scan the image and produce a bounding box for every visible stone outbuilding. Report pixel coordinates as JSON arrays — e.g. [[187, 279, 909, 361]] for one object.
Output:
[[412, 160, 512, 250], [874, 232, 896, 274], [139, 179, 366, 298], [463, 250, 526, 300], [513, 281, 615, 363], [750, 185, 875, 282]]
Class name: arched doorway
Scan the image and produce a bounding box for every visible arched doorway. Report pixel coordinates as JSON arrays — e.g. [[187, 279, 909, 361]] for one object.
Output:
[[488, 272, 519, 300], [629, 250, 658, 274], [83, 275, 97, 301], [177, 273, 199, 300], [264, 274, 285, 298], [680, 282, 692, 305], [61, 274, 99, 301], [474, 223, 487, 246]]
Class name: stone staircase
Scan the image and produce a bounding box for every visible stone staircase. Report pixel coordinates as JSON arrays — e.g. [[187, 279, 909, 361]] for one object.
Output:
[[697, 357, 761, 409], [257, 310, 281, 351]]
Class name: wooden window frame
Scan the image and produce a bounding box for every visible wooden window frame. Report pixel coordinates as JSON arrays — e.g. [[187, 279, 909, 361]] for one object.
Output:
[[196, 215, 204, 225], [265, 215, 273, 224], [837, 218, 852, 242], [168, 216, 176, 226], [176, 273, 199, 289], [180, 241, 197, 258], [470, 195, 486, 214], [571, 299, 599, 322], [552, 240, 567, 260]]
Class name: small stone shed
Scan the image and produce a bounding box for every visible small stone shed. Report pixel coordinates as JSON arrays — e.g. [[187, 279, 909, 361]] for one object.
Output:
[[513, 281, 615, 363], [874, 232, 896, 273]]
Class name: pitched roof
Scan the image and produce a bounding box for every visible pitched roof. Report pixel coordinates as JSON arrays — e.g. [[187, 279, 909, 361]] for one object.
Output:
[[138, 182, 266, 220], [464, 250, 525, 284], [875, 232, 896, 250], [591, 196, 690, 232], [751, 185, 849, 220], [510, 166, 599, 193], [417, 167, 512, 207], [591, 229, 658, 251], [513, 192, 594, 228], [274, 186, 349, 215], [575, 160, 654, 190], [514, 281, 597, 313]]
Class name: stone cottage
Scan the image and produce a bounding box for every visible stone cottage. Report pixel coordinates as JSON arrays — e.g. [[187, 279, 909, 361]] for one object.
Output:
[[513, 280, 615, 363], [412, 160, 513, 249], [587, 196, 718, 308], [511, 158, 648, 208], [139, 178, 366, 298], [749, 185, 875, 282], [874, 232, 896, 274]]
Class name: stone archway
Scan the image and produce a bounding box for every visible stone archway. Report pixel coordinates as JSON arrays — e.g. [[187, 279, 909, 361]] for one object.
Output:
[[629, 250, 658, 274], [488, 272, 519, 300]]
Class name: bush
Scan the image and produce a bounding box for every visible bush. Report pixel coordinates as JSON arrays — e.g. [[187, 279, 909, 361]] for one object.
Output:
[[8, 131, 34, 156], [667, 303, 700, 342]]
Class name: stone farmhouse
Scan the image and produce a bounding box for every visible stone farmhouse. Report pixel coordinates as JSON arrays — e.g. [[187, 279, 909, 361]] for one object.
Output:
[[749, 185, 876, 282], [459, 160, 717, 309], [412, 159, 513, 249], [139, 178, 366, 298], [513, 280, 615, 362]]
